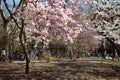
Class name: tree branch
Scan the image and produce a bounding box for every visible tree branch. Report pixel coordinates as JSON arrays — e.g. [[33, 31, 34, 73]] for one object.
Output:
[[15, 0, 23, 11], [0, 0, 7, 22], [3, 0, 21, 29], [13, 0, 16, 8]]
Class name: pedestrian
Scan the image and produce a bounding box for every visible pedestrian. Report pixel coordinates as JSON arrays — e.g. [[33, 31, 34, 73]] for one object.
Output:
[[87, 52, 91, 58], [1, 48, 6, 62], [29, 48, 37, 60]]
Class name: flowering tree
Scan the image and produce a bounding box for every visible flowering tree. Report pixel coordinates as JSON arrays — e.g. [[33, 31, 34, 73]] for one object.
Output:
[[89, 0, 120, 58], [72, 22, 100, 58], [5, 0, 99, 73], [17, 0, 90, 46]]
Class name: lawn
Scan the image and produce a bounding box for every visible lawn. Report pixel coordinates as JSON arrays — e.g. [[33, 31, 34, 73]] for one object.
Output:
[[0, 58, 120, 80], [88, 57, 120, 66]]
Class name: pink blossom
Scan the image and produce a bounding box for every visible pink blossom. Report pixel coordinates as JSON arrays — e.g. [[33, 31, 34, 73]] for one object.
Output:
[[83, 0, 87, 5], [33, 28, 40, 34], [16, 0, 95, 47]]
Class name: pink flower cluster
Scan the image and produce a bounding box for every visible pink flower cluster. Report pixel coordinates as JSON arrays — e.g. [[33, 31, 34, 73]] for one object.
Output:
[[17, 0, 90, 46]]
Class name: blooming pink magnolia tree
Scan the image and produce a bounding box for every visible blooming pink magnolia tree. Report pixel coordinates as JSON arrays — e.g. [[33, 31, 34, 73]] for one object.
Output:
[[16, 0, 99, 73], [17, 0, 89, 47]]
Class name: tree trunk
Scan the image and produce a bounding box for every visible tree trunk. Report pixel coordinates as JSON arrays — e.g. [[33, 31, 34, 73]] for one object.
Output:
[[67, 44, 73, 59], [1, 23, 9, 62], [106, 38, 120, 58], [77, 52, 80, 58], [19, 31, 30, 74], [25, 53, 30, 74], [1, 23, 8, 49], [38, 53, 41, 60], [19, 18, 30, 74], [103, 39, 106, 57]]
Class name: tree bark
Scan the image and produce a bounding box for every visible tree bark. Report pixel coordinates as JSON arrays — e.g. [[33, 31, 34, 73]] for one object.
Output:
[[19, 29, 30, 74], [67, 44, 73, 59], [0, 22, 8, 48], [77, 52, 80, 58], [103, 39, 106, 58], [25, 52, 30, 74], [0, 22, 10, 62], [19, 18, 30, 74]]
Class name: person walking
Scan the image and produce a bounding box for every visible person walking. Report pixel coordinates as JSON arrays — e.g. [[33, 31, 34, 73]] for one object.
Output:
[[1, 48, 6, 62], [29, 48, 38, 60]]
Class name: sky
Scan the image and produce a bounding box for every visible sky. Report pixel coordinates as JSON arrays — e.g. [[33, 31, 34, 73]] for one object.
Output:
[[2, 0, 21, 16], [2, 0, 120, 16], [7, 0, 21, 4]]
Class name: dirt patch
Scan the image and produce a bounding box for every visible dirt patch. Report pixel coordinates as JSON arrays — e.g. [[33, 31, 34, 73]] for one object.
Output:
[[0, 59, 120, 80]]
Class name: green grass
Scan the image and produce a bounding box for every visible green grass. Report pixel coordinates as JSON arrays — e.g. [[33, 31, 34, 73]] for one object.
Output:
[[88, 57, 120, 66]]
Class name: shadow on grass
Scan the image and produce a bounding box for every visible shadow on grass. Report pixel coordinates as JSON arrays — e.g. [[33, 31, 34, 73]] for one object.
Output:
[[54, 59, 120, 78], [0, 68, 25, 80], [0, 63, 25, 74]]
